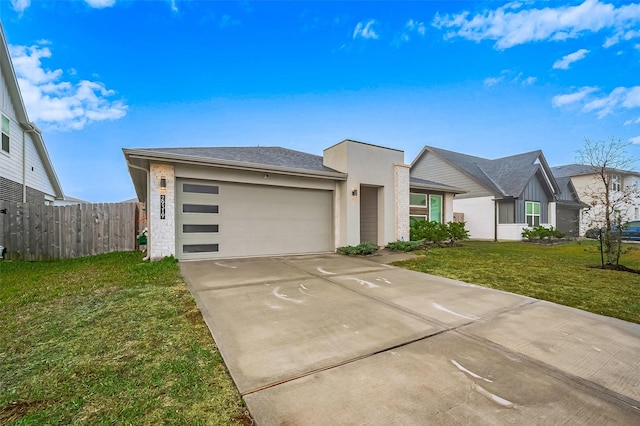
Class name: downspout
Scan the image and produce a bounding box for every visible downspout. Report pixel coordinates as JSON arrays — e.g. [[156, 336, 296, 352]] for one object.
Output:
[[494, 198, 498, 242], [22, 130, 26, 202], [127, 161, 151, 261]]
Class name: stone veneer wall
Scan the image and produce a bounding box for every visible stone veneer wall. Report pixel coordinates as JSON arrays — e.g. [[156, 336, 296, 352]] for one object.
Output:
[[394, 163, 410, 241], [149, 162, 175, 260]]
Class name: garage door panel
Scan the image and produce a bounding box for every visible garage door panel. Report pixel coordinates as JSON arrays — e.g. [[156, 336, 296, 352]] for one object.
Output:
[[177, 179, 332, 260]]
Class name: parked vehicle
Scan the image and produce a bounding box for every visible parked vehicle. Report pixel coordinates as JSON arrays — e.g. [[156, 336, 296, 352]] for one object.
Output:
[[585, 220, 640, 241]]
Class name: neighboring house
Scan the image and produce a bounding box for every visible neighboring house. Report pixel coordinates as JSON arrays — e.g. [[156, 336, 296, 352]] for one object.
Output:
[[409, 177, 466, 224], [410, 146, 580, 240], [551, 164, 640, 236], [0, 24, 63, 204], [123, 139, 461, 260]]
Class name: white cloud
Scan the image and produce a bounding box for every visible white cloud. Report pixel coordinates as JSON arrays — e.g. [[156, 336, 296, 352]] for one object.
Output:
[[353, 19, 379, 40], [11, 0, 30, 13], [553, 49, 590, 69], [484, 76, 504, 87], [220, 15, 240, 28], [551, 86, 598, 107], [553, 86, 640, 118], [9, 43, 127, 131], [625, 117, 640, 125], [395, 19, 427, 45], [84, 0, 116, 8], [484, 69, 536, 87], [630, 136, 640, 144], [433, 0, 640, 50], [604, 28, 640, 47]]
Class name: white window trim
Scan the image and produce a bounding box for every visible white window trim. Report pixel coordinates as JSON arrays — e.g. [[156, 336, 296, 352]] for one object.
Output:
[[1, 114, 10, 155], [409, 214, 427, 222], [429, 194, 443, 223], [611, 174, 621, 192], [525, 201, 541, 227]]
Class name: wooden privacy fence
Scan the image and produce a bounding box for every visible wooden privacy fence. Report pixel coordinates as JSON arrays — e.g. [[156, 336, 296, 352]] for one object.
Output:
[[0, 201, 140, 261]]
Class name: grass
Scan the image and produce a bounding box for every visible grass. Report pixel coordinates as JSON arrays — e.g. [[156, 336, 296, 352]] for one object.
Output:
[[0, 252, 250, 425], [392, 240, 640, 324]]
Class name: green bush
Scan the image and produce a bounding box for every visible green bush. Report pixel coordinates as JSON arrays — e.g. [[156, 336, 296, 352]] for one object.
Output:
[[409, 220, 470, 247], [447, 221, 470, 244], [386, 239, 426, 252], [337, 241, 379, 255], [521, 225, 565, 241]]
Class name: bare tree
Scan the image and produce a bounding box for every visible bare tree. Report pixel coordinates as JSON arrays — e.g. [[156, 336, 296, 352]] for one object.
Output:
[[576, 137, 639, 266]]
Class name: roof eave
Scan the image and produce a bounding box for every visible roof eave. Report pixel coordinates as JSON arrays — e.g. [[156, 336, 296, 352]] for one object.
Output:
[[123, 149, 348, 181], [409, 182, 467, 194]]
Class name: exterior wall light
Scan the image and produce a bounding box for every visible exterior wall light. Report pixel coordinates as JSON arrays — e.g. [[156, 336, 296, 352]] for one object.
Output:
[[351, 188, 358, 198], [160, 177, 167, 194]]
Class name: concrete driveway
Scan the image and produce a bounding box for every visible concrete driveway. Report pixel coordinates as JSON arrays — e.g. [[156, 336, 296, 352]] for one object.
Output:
[[180, 253, 640, 425]]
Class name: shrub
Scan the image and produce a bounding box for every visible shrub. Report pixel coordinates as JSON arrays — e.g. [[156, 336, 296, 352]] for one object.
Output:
[[409, 220, 470, 247], [521, 225, 565, 241], [337, 241, 379, 256], [447, 221, 470, 245], [386, 239, 426, 252]]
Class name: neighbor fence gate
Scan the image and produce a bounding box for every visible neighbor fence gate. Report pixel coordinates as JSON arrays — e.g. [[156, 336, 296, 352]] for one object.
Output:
[[0, 201, 141, 261]]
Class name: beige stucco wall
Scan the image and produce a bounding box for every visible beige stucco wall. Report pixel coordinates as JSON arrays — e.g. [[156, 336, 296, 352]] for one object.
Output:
[[324, 140, 406, 247]]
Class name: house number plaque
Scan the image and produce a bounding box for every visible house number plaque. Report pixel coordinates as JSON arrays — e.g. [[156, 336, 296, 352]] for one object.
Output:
[[160, 194, 166, 219]]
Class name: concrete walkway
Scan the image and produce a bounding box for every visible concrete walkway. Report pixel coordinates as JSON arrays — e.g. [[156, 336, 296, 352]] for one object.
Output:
[[180, 253, 640, 425]]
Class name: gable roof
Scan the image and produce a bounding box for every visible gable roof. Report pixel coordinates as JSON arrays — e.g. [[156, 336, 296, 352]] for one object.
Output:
[[0, 23, 63, 200], [413, 146, 559, 198]]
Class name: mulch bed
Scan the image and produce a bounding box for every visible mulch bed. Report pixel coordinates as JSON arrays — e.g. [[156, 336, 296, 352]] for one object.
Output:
[[588, 264, 640, 274]]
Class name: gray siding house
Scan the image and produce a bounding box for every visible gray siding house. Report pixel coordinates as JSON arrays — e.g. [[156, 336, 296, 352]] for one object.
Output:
[[0, 24, 63, 204], [410, 146, 579, 240]]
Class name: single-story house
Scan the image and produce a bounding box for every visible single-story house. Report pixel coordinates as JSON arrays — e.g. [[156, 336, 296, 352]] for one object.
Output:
[[124, 139, 459, 261], [410, 146, 581, 240]]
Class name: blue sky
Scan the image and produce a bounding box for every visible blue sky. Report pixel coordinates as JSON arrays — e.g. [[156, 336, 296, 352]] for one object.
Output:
[[2, 0, 640, 202]]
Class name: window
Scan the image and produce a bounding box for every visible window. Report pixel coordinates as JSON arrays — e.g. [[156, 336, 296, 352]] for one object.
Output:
[[183, 183, 219, 194], [498, 200, 515, 224], [611, 175, 621, 192], [429, 195, 443, 223], [183, 204, 219, 213], [525, 201, 540, 227], [409, 215, 427, 224], [1, 115, 9, 153], [183, 243, 219, 253], [410, 193, 427, 207]]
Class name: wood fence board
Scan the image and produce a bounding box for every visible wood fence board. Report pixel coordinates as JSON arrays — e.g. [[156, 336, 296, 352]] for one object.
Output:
[[0, 202, 141, 260]]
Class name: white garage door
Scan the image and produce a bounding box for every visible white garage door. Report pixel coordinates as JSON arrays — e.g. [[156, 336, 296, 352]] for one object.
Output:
[[176, 179, 333, 260]]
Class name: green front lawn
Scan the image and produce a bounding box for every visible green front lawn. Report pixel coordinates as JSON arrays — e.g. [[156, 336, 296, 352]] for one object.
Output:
[[0, 252, 249, 425], [392, 241, 640, 324]]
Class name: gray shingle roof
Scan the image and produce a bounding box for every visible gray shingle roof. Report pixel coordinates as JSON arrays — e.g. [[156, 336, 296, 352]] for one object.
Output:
[[409, 177, 466, 193], [135, 146, 340, 174], [426, 146, 548, 197], [550, 164, 597, 177]]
